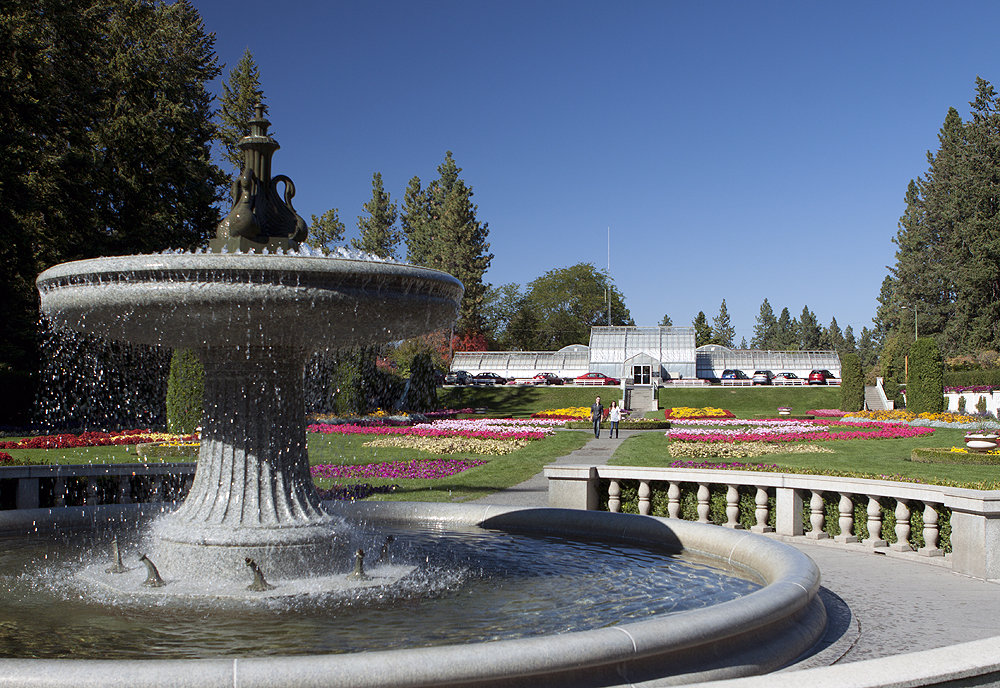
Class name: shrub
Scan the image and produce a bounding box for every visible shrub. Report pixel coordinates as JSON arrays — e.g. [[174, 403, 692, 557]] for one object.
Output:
[[0, 365, 36, 427], [165, 349, 204, 434], [958, 396, 967, 414], [978, 395, 989, 416], [908, 338, 944, 415], [943, 369, 1000, 389], [839, 353, 864, 412], [407, 351, 438, 413]]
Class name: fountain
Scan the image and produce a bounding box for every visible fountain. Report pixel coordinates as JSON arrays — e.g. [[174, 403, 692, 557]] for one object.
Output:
[[18, 107, 827, 686]]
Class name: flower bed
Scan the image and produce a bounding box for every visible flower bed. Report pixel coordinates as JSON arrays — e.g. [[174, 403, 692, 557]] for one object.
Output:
[[311, 459, 486, 480], [845, 409, 981, 424], [308, 418, 553, 441], [808, 409, 846, 417], [362, 436, 530, 455], [0, 430, 195, 450], [315, 484, 399, 500], [665, 419, 935, 443], [910, 447, 1000, 465], [664, 407, 735, 420], [532, 407, 591, 420], [668, 442, 833, 459]]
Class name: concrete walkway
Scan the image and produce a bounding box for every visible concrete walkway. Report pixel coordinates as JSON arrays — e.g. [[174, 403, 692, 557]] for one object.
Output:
[[472, 430, 1000, 669]]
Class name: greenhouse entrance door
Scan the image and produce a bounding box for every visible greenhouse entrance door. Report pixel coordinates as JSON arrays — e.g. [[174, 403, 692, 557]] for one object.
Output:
[[632, 365, 651, 385]]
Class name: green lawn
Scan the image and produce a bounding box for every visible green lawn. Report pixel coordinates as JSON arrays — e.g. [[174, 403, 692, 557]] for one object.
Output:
[[656, 386, 842, 419], [437, 385, 627, 414], [1, 443, 147, 465]]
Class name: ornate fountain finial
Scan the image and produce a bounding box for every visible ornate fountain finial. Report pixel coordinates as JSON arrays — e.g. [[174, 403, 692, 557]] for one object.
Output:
[[211, 103, 309, 254]]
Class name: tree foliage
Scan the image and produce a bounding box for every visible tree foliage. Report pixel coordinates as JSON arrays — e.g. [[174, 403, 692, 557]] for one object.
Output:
[[908, 338, 944, 415], [351, 172, 400, 259], [0, 0, 224, 373], [218, 48, 265, 189], [402, 152, 493, 335], [309, 208, 346, 254], [659, 314, 673, 327], [889, 78, 1000, 355], [751, 299, 778, 350], [711, 300, 735, 348], [166, 349, 204, 433], [692, 312, 712, 348]]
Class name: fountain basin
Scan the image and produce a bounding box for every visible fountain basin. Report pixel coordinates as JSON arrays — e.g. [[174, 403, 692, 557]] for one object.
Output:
[[0, 501, 826, 687]]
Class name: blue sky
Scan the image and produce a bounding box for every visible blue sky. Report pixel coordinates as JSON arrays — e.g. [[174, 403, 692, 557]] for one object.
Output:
[[192, 0, 1000, 345]]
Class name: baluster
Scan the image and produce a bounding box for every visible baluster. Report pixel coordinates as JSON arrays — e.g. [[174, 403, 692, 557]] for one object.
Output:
[[808, 490, 828, 539], [751, 486, 773, 533], [667, 482, 681, 519], [638, 481, 651, 516], [863, 495, 887, 547], [835, 493, 858, 543], [919, 503, 944, 557], [117, 476, 132, 505], [891, 499, 912, 551], [697, 483, 711, 523], [53, 477, 67, 508], [85, 478, 99, 506], [608, 480, 621, 513], [725, 485, 742, 528]]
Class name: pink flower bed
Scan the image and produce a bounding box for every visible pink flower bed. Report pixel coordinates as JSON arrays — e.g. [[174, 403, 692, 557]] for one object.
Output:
[[808, 409, 847, 417], [666, 419, 934, 443], [308, 418, 551, 441], [311, 459, 486, 480]]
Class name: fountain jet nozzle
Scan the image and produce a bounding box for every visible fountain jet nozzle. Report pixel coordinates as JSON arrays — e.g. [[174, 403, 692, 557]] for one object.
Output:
[[245, 557, 275, 592], [105, 537, 127, 574], [138, 554, 165, 588], [350, 549, 367, 580]]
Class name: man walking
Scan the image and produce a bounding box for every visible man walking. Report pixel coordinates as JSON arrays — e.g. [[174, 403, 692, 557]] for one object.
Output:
[[591, 396, 604, 439]]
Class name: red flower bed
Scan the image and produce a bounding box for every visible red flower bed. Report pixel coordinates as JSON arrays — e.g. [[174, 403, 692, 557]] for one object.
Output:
[[0, 429, 194, 451], [0, 452, 13, 463]]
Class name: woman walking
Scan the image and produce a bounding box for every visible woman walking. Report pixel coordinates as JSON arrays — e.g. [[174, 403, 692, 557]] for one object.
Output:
[[608, 401, 621, 439]]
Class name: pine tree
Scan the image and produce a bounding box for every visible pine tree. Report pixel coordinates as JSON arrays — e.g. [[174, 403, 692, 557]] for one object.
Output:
[[799, 306, 822, 350], [692, 312, 713, 348], [751, 299, 778, 350], [351, 172, 400, 259], [740, 336, 748, 349], [217, 48, 265, 190], [309, 209, 346, 254], [843, 325, 857, 354], [821, 317, 845, 352], [659, 314, 673, 327], [858, 326, 878, 370], [712, 299, 735, 347], [402, 152, 493, 335], [775, 308, 797, 350]]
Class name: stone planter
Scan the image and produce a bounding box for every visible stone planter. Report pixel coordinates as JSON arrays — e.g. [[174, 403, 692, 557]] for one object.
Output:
[[778, 408, 792, 416], [964, 433, 999, 453]]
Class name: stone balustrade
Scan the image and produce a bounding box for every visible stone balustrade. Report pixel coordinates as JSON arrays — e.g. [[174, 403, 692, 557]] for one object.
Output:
[[545, 464, 1000, 580], [0, 463, 196, 510]]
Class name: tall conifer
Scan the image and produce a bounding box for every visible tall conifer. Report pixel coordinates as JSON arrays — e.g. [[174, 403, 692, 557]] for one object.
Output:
[[352, 172, 400, 259], [218, 48, 265, 189]]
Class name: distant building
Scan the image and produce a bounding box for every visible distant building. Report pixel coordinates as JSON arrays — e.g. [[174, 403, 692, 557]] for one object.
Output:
[[449, 326, 841, 383]]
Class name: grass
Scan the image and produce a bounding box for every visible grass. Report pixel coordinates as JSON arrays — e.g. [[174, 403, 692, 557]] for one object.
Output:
[[656, 386, 842, 419], [308, 430, 590, 502], [437, 385, 626, 415], [1, 443, 149, 465]]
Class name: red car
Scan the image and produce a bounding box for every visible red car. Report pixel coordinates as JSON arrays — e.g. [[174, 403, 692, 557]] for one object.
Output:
[[808, 369, 835, 385], [531, 373, 564, 385], [575, 372, 620, 386]]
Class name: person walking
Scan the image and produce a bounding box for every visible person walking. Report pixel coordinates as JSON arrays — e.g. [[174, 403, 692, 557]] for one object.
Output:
[[591, 396, 604, 439], [608, 400, 621, 439]]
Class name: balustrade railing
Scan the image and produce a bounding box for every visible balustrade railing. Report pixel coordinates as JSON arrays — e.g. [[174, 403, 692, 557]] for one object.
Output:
[[546, 465, 1000, 579], [0, 463, 196, 510]]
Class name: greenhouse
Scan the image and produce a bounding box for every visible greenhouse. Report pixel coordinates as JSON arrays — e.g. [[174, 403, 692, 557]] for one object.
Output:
[[695, 345, 842, 380], [450, 345, 590, 381]]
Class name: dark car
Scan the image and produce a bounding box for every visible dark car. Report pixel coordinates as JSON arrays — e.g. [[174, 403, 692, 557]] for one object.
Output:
[[720, 369, 749, 381], [808, 369, 835, 385], [532, 372, 564, 385], [751, 370, 774, 385], [575, 372, 621, 386], [471, 372, 507, 386], [444, 370, 471, 385]]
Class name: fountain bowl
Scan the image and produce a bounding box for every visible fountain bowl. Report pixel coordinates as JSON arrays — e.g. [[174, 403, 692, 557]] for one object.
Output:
[[0, 501, 826, 688], [36, 253, 465, 350]]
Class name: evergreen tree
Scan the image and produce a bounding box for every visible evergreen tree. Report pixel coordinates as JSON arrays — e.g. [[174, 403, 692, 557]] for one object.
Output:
[[0, 0, 224, 374], [843, 325, 858, 355], [858, 326, 878, 370], [821, 317, 845, 352], [692, 312, 713, 348], [218, 48, 265, 189], [659, 314, 673, 327], [751, 299, 778, 350], [799, 306, 822, 350], [712, 299, 735, 347], [351, 172, 400, 259], [402, 152, 493, 335], [482, 283, 524, 349], [872, 275, 898, 348], [775, 308, 798, 350], [166, 349, 204, 434], [309, 208, 346, 254], [740, 336, 748, 349]]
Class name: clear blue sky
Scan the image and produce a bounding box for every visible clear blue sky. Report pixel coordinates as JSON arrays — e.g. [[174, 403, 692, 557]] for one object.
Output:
[[192, 0, 1000, 345]]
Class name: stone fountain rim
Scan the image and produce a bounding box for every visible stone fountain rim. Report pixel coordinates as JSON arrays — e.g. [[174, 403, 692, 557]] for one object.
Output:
[[0, 501, 827, 688], [35, 252, 465, 292]]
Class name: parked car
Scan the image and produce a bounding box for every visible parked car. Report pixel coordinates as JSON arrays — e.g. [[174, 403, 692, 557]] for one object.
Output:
[[773, 372, 799, 382], [752, 370, 774, 385], [532, 372, 564, 385], [575, 372, 621, 386], [808, 369, 835, 385], [471, 372, 507, 386], [720, 369, 749, 381], [434, 370, 447, 386], [444, 370, 471, 385]]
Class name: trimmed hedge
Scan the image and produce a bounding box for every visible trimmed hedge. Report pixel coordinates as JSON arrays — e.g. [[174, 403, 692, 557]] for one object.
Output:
[[908, 338, 944, 414], [565, 420, 671, 430], [599, 479, 951, 552], [910, 447, 1000, 465], [943, 369, 1000, 389], [839, 352, 864, 412], [165, 349, 204, 434]]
